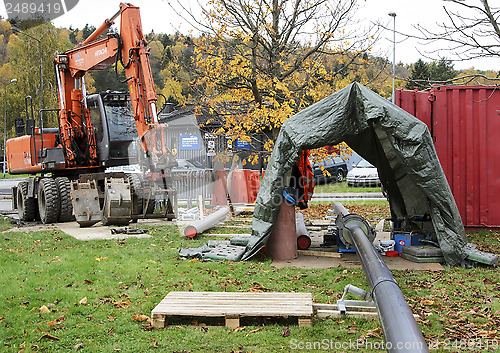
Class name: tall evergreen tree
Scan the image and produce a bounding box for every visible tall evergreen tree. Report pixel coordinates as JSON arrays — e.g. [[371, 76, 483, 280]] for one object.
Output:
[[429, 58, 456, 83], [406, 59, 430, 90]]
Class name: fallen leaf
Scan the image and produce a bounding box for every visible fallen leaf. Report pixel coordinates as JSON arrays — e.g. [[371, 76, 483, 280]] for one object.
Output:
[[37, 333, 59, 342], [39, 305, 50, 314], [74, 343, 84, 350], [364, 327, 382, 339], [142, 324, 154, 331], [422, 300, 434, 306], [94, 257, 108, 262], [84, 279, 93, 285], [79, 297, 88, 305], [47, 316, 66, 327], [282, 327, 291, 337], [113, 300, 132, 309], [131, 314, 150, 322]]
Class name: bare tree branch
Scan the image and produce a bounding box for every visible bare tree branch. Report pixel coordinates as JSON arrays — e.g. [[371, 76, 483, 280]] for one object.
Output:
[[411, 0, 500, 61]]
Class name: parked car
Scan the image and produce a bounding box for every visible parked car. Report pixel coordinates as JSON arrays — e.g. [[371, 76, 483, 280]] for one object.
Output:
[[105, 164, 142, 174], [310, 156, 348, 184], [346, 159, 381, 187]]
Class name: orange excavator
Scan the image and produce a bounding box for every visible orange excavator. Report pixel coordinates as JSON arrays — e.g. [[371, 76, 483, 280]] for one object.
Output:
[[7, 3, 177, 226]]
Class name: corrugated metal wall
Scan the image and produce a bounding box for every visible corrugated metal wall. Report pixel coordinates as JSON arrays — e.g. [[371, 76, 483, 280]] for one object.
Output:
[[396, 86, 500, 227]]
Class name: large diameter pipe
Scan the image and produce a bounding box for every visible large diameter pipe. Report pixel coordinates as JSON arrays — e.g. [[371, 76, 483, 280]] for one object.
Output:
[[332, 202, 428, 353], [184, 207, 230, 238]]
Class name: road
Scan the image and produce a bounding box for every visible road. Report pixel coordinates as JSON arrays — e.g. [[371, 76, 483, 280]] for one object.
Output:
[[311, 192, 385, 202], [0, 178, 386, 214], [0, 178, 22, 215]]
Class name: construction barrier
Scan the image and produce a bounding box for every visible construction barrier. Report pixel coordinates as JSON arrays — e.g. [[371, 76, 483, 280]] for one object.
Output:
[[209, 169, 262, 206], [228, 169, 261, 204], [211, 169, 229, 206], [173, 169, 215, 207]]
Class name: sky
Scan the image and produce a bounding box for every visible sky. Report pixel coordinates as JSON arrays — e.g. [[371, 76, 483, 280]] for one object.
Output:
[[0, 0, 497, 70]]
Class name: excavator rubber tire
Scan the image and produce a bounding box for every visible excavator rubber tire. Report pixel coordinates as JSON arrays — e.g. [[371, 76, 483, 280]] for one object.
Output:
[[17, 180, 37, 222], [38, 178, 60, 224], [55, 177, 74, 222]]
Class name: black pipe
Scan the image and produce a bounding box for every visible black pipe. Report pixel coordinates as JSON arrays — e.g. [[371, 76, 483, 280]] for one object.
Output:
[[332, 202, 429, 353]]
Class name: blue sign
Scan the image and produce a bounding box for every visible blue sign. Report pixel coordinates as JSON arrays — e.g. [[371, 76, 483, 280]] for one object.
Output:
[[179, 134, 201, 150], [235, 138, 250, 150]]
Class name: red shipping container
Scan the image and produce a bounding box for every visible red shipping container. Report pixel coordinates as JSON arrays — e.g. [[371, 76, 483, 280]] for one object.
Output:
[[396, 86, 500, 227]]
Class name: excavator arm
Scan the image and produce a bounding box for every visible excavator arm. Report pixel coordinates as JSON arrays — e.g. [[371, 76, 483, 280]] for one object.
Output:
[[54, 2, 165, 168]]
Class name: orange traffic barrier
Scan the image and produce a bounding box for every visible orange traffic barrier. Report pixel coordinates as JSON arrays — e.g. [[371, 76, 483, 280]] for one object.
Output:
[[229, 170, 248, 203], [211, 170, 228, 206]]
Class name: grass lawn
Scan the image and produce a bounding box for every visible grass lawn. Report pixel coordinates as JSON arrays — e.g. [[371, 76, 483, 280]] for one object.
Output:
[[2, 174, 30, 179], [314, 181, 381, 193], [0, 209, 499, 352]]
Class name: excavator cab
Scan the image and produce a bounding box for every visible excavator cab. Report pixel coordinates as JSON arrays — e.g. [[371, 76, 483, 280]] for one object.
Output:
[[87, 91, 139, 168]]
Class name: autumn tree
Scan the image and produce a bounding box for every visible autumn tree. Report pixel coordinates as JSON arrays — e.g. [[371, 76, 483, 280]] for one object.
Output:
[[170, 0, 379, 164], [6, 21, 71, 129]]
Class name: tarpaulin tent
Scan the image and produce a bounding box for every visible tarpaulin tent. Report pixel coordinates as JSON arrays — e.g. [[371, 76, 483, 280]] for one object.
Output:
[[244, 82, 467, 265]]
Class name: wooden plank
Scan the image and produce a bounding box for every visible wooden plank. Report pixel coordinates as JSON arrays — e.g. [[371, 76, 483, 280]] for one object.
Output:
[[298, 317, 313, 327], [204, 233, 252, 237], [298, 250, 343, 258], [164, 292, 312, 299], [313, 303, 377, 313], [225, 315, 240, 329], [317, 310, 379, 319], [154, 303, 312, 310], [152, 304, 312, 315], [151, 313, 166, 328], [306, 220, 332, 226]]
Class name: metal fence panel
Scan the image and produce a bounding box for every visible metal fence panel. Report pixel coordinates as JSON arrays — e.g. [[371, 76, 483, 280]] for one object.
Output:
[[173, 169, 215, 206]]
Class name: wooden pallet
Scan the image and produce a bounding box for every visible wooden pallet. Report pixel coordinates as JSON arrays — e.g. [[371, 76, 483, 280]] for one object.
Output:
[[152, 291, 313, 328]]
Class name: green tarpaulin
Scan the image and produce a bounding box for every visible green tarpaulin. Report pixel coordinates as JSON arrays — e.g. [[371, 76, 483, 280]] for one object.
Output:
[[244, 82, 467, 265]]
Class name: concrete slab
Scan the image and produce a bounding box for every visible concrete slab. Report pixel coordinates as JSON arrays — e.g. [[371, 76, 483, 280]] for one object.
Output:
[[3, 218, 185, 241], [271, 252, 444, 271], [6, 221, 152, 240], [57, 222, 152, 241]]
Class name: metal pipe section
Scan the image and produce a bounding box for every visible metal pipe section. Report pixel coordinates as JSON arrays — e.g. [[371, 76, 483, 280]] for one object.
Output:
[[332, 202, 429, 353], [184, 206, 230, 238]]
